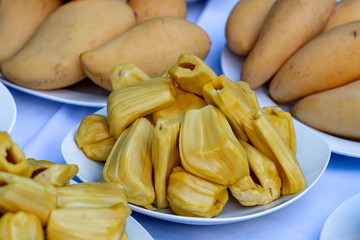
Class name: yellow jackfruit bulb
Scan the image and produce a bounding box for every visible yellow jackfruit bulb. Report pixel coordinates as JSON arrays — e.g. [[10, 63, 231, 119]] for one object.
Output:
[[110, 63, 151, 90], [169, 54, 217, 96], [81, 137, 117, 161], [75, 114, 113, 148], [260, 106, 296, 154], [167, 167, 229, 218], [46, 203, 130, 240], [0, 132, 30, 177], [75, 114, 116, 161], [242, 108, 305, 195], [153, 87, 207, 124], [0, 211, 44, 240], [107, 77, 175, 138], [229, 140, 281, 206], [57, 182, 128, 209], [28, 159, 78, 187], [180, 105, 249, 186], [0, 172, 57, 226], [235, 81, 260, 109], [103, 117, 155, 210], [152, 118, 180, 209], [203, 75, 259, 141]]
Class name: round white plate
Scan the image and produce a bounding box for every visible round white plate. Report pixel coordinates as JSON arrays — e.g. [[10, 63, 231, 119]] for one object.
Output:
[[0, 81, 16, 132], [0, 74, 108, 108], [61, 107, 330, 225], [320, 193, 360, 240], [220, 45, 360, 158], [127, 216, 154, 240]]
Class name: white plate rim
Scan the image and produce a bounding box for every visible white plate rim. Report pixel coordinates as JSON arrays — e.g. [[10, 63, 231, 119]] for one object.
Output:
[[126, 215, 154, 240], [320, 192, 360, 240], [220, 44, 360, 158], [0, 81, 16, 133], [0, 74, 108, 108], [61, 107, 331, 225]]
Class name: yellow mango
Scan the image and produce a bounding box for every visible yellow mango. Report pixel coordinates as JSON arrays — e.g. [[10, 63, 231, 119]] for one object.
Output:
[[241, 0, 335, 89], [1, 0, 135, 90], [80, 17, 210, 90]]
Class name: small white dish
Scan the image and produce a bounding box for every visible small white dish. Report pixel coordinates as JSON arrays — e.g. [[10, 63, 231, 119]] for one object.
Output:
[[220, 45, 360, 158], [1, 74, 108, 108], [0, 81, 16, 133], [61, 107, 330, 225], [320, 193, 360, 240]]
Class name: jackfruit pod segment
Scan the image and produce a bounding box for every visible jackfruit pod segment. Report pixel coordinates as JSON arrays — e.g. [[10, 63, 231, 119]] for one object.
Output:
[[82, 137, 116, 161], [28, 159, 78, 187], [152, 87, 207, 124], [57, 182, 128, 209], [75, 114, 113, 148], [167, 167, 229, 218], [203, 75, 259, 141], [103, 117, 155, 210], [0, 211, 44, 240], [180, 105, 249, 186], [235, 81, 260, 109], [169, 54, 217, 96], [46, 203, 130, 240], [110, 63, 151, 90], [107, 77, 176, 138], [260, 106, 296, 154], [0, 132, 30, 177], [229, 140, 281, 206], [0, 172, 57, 226], [152, 118, 180, 209], [242, 109, 305, 195]]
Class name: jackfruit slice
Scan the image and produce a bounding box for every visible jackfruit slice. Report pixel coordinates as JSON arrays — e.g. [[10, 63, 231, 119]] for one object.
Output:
[[0, 211, 44, 240], [152, 118, 180, 209], [28, 158, 78, 187], [46, 203, 130, 240], [107, 77, 175, 138], [203, 75, 259, 141], [75, 114, 115, 161], [57, 182, 128, 209], [167, 167, 229, 218], [103, 117, 155, 209], [180, 105, 249, 186], [260, 106, 296, 154], [0, 171, 57, 226], [168, 54, 217, 96], [229, 140, 281, 206], [152, 87, 207, 124], [0, 132, 30, 177], [242, 108, 305, 195], [110, 63, 151, 90]]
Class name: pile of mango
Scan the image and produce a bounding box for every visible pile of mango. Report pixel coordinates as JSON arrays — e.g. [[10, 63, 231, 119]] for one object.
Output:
[[226, 0, 360, 140], [0, 0, 210, 91]]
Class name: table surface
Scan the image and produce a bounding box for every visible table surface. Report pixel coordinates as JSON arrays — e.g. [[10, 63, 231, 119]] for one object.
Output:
[[5, 1, 360, 239]]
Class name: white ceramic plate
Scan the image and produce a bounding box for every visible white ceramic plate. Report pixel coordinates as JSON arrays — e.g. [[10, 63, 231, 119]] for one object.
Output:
[[61, 107, 330, 225], [126, 216, 154, 240], [220, 45, 360, 158], [0, 74, 108, 108], [320, 193, 360, 240], [0, 81, 16, 132]]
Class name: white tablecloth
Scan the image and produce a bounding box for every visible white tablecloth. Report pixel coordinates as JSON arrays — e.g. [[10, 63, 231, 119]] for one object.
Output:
[[5, 1, 360, 239]]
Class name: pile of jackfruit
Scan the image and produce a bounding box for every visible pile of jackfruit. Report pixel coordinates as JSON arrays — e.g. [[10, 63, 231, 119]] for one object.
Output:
[[76, 54, 306, 218], [0, 132, 130, 240]]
